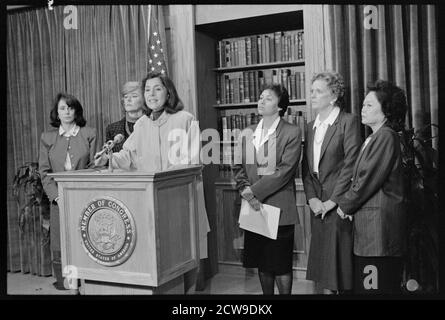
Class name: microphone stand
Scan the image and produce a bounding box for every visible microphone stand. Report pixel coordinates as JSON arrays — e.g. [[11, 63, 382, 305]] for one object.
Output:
[[108, 148, 114, 172]]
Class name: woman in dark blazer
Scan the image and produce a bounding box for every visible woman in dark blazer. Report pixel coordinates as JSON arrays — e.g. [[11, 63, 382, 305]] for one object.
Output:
[[302, 71, 362, 294], [232, 84, 302, 294], [105, 81, 147, 152], [39, 93, 96, 290], [336, 80, 407, 294]]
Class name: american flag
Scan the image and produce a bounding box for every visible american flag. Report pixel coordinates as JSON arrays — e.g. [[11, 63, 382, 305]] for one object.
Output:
[[147, 5, 167, 75]]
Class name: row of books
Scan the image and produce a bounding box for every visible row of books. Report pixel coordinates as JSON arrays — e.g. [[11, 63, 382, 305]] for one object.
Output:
[[216, 30, 304, 68], [219, 110, 306, 142], [220, 113, 261, 140], [216, 68, 306, 105]]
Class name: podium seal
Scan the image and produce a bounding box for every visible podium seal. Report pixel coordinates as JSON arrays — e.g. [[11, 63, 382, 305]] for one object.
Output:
[[79, 196, 136, 266]]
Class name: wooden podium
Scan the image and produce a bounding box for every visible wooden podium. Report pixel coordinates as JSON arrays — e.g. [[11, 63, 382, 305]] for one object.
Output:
[[49, 166, 202, 295]]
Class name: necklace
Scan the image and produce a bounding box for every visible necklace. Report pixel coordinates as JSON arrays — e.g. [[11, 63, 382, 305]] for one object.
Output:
[[125, 120, 132, 137]]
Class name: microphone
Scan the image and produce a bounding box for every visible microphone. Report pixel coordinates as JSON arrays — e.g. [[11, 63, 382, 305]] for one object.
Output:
[[94, 134, 124, 159]]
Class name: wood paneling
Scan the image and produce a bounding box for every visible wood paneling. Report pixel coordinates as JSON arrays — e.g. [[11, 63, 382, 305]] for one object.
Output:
[[195, 30, 220, 279], [195, 5, 303, 25]]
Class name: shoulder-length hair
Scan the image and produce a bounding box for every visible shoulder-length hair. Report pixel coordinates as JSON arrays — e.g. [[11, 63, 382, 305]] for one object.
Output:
[[50, 92, 87, 128], [141, 72, 184, 116], [366, 80, 407, 132]]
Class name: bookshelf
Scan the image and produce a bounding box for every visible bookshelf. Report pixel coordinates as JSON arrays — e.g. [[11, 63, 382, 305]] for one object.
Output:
[[195, 8, 312, 277], [212, 27, 307, 181]]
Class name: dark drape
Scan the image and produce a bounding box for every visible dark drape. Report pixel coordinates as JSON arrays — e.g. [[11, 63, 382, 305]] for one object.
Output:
[[6, 5, 151, 271], [326, 5, 438, 146]]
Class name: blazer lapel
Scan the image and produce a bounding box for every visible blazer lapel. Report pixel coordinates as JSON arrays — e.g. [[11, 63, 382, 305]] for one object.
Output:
[[306, 124, 315, 173], [352, 134, 373, 180], [319, 113, 340, 164]]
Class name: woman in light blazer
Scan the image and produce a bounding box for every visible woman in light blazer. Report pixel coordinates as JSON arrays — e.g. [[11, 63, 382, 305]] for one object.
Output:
[[302, 71, 362, 294], [232, 84, 302, 294], [39, 93, 97, 290], [337, 80, 407, 294]]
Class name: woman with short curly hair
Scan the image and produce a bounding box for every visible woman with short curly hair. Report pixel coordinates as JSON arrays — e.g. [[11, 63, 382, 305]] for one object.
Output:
[[303, 71, 362, 294], [336, 80, 407, 294]]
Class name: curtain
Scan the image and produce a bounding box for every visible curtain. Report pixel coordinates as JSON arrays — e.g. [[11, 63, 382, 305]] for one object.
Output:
[[325, 5, 438, 147], [6, 5, 152, 272]]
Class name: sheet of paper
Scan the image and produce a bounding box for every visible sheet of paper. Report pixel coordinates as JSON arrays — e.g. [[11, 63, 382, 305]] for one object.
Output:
[[238, 199, 281, 240]]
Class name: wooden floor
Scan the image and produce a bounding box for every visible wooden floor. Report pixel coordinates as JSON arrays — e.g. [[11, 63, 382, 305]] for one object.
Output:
[[7, 264, 316, 295]]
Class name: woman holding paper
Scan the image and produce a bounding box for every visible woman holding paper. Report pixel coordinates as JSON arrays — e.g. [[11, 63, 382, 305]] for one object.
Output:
[[232, 84, 302, 295], [302, 71, 362, 294]]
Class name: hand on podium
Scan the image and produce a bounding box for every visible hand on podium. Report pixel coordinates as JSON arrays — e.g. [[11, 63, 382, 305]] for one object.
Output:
[[94, 150, 110, 167]]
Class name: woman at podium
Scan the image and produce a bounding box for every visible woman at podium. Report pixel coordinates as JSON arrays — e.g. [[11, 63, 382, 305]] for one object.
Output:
[[94, 72, 210, 277], [39, 93, 97, 290]]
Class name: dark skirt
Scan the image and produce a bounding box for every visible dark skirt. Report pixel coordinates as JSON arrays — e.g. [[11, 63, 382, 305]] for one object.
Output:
[[50, 202, 61, 253], [243, 225, 295, 275], [353, 255, 403, 294], [306, 210, 353, 291]]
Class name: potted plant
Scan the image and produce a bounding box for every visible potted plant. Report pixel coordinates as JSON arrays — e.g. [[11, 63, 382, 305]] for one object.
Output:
[[12, 162, 52, 276], [399, 124, 439, 293]]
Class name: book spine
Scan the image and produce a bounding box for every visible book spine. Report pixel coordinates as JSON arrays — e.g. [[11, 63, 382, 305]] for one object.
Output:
[[243, 71, 250, 102], [300, 72, 305, 99], [296, 72, 301, 100], [233, 77, 239, 103], [239, 72, 244, 103], [289, 73, 297, 100], [222, 116, 228, 141], [258, 70, 265, 93], [241, 39, 246, 66], [264, 34, 270, 63], [301, 31, 305, 59], [225, 75, 230, 104], [229, 78, 234, 104], [234, 41, 239, 67], [275, 32, 281, 62], [251, 36, 257, 65], [262, 34, 268, 63], [254, 70, 259, 101], [281, 34, 285, 62], [284, 33, 289, 61], [246, 37, 251, 65], [225, 41, 230, 67], [249, 71, 255, 102], [257, 35, 262, 64], [216, 73, 221, 104], [272, 69, 278, 84]]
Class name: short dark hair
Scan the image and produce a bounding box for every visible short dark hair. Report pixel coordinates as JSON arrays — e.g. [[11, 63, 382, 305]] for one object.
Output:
[[366, 80, 407, 132], [260, 83, 290, 117], [141, 72, 184, 116], [311, 71, 346, 109], [50, 93, 86, 128]]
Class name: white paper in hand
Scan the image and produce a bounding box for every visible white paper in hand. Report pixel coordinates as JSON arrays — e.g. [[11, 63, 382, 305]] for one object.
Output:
[[238, 199, 281, 240]]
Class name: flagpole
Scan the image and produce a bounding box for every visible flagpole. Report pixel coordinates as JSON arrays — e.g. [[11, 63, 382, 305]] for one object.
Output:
[[147, 4, 152, 73]]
